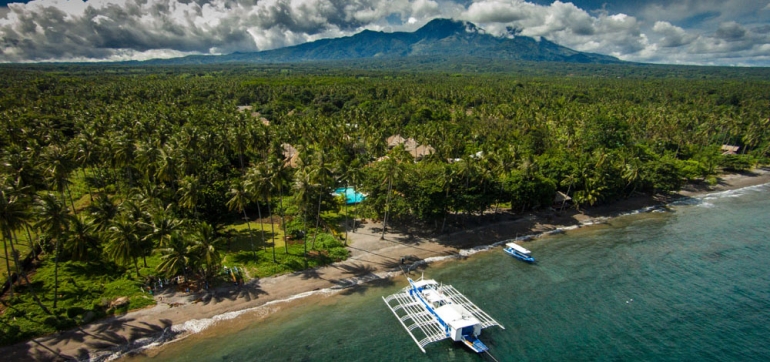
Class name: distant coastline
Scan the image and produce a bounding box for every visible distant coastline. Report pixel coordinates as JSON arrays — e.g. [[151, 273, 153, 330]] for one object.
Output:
[[3, 168, 769, 362]]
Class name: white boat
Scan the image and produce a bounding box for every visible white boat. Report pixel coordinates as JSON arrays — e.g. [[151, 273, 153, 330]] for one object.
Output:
[[504, 242, 535, 263], [382, 275, 504, 353]]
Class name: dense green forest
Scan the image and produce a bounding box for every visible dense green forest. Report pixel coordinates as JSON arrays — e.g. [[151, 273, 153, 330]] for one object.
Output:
[[1, 63, 769, 345]]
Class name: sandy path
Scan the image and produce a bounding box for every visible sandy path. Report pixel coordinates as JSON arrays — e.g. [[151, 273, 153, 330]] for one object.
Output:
[[3, 168, 769, 361]]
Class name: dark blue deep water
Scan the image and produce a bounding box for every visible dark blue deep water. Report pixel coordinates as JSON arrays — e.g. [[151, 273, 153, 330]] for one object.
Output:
[[130, 184, 770, 361]]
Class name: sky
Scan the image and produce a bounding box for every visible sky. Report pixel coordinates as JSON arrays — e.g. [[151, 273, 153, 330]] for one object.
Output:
[[0, 0, 769, 65]]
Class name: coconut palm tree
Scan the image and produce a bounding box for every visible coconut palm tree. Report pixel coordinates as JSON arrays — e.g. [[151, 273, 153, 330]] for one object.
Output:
[[34, 193, 73, 308], [380, 145, 411, 239], [226, 179, 257, 260], [157, 231, 195, 278], [41, 144, 77, 213], [308, 150, 333, 249], [0, 184, 31, 298], [145, 204, 181, 248], [177, 175, 201, 215], [191, 222, 222, 279], [87, 193, 118, 233], [106, 215, 142, 276], [66, 216, 99, 261], [267, 154, 291, 253], [292, 167, 314, 268], [246, 163, 276, 262]]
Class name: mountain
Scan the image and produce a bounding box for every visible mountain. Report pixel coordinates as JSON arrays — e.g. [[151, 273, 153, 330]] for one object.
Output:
[[147, 18, 620, 65]]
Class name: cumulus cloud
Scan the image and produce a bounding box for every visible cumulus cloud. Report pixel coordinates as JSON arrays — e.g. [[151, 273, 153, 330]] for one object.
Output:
[[0, 0, 768, 65], [0, 0, 445, 62], [653, 21, 697, 47], [715, 21, 747, 40], [461, 1, 647, 56]]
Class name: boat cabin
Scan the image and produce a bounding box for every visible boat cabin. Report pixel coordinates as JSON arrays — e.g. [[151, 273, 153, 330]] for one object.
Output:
[[505, 242, 531, 255], [412, 280, 484, 342]]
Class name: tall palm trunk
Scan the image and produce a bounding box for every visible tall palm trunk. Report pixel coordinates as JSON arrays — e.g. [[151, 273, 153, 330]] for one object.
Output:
[[311, 193, 322, 249], [2, 234, 13, 298], [441, 184, 450, 233], [279, 182, 288, 254], [266, 192, 276, 263], [303, 195, 308, 269], [11, 232, 52, 315], [243, 210, 257, 260], [53, 236, 61, 308], [381, 177, 393, 240], [24, 224, 37, 260], [344, 184, 348, 245], [352, 180, 359, 233], [81, 168, 93, 202], [256, 202, 266, 252]]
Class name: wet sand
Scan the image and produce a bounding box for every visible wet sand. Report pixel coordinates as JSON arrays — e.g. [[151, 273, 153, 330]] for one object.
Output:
[[3, 168, 769, 361]]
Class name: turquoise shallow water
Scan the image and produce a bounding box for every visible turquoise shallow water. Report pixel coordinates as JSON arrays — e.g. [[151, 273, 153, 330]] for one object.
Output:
[[129, 184, 770, 362]]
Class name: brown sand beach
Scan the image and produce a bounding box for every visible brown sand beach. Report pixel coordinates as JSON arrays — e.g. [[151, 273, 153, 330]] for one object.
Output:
[[2, 168, 769, 361]]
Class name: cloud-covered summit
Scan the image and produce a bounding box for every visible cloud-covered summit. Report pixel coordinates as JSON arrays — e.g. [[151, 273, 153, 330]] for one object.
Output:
[[1, 0, 768, 65]]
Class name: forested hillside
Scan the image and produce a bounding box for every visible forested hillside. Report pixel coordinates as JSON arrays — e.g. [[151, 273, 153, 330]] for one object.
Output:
[[1, 64, 768, 345]]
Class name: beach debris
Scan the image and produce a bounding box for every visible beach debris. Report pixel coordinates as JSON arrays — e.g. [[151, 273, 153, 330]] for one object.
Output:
[[109, 297, 129, 309]]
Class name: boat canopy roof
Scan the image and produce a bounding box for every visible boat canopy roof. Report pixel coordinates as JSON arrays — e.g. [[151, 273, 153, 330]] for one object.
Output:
[[505, 242, 531, 254], [435, 304, 481, 329], [412, 279, 439, 288]]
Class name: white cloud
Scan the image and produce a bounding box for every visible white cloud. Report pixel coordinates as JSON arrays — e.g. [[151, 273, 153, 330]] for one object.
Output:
[[0, 0, 441, 62], [0, 0, 767, 65], [653, 21, 697, 47], [715, 21, 747, 40], [461, 1, 647, 56]]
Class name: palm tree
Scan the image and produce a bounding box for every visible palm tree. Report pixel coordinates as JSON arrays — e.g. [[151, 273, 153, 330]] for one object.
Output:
[[345, 157, 365, 236], [35, 193, 73, 308], [156, 231, 194, 278], [226, 179, 257, 260], [246, 163, 277, 262], [0, 184, 31, 298], [191, 222, 222, 279], [145, 205, 181, 248], [66, 216, 99, 261], [380, 145, 410, 239], [308, 150, 333, 249], [106, 215, 142, 276], [155, 146, 178, 189], [267, 154, 291, 254], [87, 193, 118, 233], [177, 175, 200, 217], [42, 144, 77, 213], [292, 167, 314, 268]]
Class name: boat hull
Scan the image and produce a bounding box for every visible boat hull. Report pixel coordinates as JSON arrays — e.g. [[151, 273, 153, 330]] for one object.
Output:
[[504, 248, 536, 263]]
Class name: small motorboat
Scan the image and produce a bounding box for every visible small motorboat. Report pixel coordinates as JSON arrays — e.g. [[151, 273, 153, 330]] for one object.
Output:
[[504, 242, 535, 263]]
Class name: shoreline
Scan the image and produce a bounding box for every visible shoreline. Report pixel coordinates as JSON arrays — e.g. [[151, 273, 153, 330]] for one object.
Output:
[[3, 168, 769, 361]]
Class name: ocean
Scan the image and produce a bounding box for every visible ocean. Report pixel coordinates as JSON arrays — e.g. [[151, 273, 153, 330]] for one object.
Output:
[[125, 183, 770, 361]]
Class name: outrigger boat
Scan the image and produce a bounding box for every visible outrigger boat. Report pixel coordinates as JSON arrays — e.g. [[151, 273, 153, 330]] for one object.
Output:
[[504, 242, 535, 263], [382, 275, 504, 354]]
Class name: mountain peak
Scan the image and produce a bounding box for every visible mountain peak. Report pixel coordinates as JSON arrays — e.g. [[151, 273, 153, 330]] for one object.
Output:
[[148, 18, 621, 65], [414, 18, 477, 39]]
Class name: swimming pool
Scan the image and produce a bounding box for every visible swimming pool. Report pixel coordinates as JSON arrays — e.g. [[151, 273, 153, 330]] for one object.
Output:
[[333, 187, 366, 204]]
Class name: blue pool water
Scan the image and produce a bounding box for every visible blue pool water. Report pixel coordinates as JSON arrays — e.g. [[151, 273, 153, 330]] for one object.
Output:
[[334, 187, 366, 204]]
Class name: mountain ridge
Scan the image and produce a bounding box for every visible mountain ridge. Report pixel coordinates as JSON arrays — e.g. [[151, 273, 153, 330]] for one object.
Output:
[[144, 18, 621, 65]]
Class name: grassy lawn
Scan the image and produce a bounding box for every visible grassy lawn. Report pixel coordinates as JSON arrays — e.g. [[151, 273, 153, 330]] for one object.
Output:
[[1, 256, 157, 346], [1, 232, 33, 281], [221, 220, 347, 279], [2, 197, 351, 347]]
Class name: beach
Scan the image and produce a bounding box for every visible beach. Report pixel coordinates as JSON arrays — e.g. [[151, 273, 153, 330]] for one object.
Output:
[[3, 168, 769, 362]]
